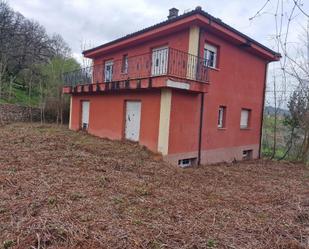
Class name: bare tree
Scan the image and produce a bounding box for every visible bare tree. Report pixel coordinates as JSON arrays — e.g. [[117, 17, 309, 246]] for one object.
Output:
[[282, 24, 309, 162], [0, 0, 80, 125], [251, 0, 309, 160], [80, 39, 93, 68], [0, 54, 7, 99]]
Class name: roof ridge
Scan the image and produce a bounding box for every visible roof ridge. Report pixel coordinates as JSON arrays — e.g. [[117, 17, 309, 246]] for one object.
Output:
[[83, 8, 280, 57]]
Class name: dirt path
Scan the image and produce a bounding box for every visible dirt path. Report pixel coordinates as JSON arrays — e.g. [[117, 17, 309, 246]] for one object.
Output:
[[0, 123, 308, 249]]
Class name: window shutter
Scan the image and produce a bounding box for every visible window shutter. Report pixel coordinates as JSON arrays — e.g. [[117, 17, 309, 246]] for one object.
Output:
[[240, 109, 249, 128]]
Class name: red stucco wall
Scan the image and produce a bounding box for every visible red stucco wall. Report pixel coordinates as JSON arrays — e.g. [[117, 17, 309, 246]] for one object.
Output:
[[168, 90, 200, 154], [70, 25, 268, 164], [70, 90, 161, 152], [92, 28, 190, 83], [167, 29, 267, 157]]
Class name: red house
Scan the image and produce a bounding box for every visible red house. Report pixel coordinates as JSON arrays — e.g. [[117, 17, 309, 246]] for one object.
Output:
[[63, 7, 280, 166]]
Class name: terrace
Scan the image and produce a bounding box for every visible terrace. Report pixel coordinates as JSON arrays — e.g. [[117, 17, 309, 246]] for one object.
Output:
[[62, 48, 210, 94]]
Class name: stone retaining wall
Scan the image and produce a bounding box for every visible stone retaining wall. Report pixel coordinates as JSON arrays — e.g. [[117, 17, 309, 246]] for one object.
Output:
[[0, 103, 40, 124]]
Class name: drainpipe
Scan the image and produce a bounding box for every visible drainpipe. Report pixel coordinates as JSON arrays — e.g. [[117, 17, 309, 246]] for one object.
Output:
[[197, 27, 204, 166], [258, 62, 269, 158], [197, 92, 205, 165]]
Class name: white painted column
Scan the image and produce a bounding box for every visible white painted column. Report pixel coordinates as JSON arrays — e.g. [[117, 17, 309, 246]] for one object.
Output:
[[157, 89, 172, 155], [187, 25, 200, 80]]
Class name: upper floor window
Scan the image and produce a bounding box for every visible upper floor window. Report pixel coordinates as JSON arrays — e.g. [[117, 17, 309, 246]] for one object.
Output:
[[151, 46, 169, 76], [218, 106, 226, 128], [122, 54, 128, 74], [240, 109, 251, 129], [104, 60, 113, 82], [204, 43, 217, 68]]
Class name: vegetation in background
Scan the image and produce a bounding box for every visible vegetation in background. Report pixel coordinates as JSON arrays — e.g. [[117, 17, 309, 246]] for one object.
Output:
[[268, 24, 309, 164], [251, 1, 309, 163], [262, 114, 288, 159], [0, 1, 80, 123]]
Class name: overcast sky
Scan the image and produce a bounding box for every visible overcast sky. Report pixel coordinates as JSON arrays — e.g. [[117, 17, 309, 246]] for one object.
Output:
[[7, 0, 309, 107], [7, 0, 306, 60]]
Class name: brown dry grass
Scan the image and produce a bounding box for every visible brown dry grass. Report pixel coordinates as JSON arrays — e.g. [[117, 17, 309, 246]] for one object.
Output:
[[0, 123, 308, 249]]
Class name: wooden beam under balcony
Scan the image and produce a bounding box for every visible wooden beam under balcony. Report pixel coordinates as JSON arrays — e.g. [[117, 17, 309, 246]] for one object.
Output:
[[62, 76, 209, 95]]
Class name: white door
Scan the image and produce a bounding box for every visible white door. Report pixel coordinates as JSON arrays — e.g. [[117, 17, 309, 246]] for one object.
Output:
[[104, 61, 113, 82], [151, 47, 169, 76], [81, 101, 90, 129], [125, 101, 141, 141]]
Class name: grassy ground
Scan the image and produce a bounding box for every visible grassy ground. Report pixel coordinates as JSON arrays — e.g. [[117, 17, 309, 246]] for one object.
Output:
[[262, 115, 288, 158], [0, 123, 308, 249], [0, 85, 40, 106]]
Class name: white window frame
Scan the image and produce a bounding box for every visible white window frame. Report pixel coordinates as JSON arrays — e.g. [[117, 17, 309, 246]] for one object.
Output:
[[218, 106, 226, 128], [178, 158, 192, 168], [81, 100, 90, 130], [243, 150, 253, 160], [204, 43, 217, 68], [122, 54, 128, 74], [104, 60, 113, 82], [240, 109, 251, 129], [151, 46, 169, 76]]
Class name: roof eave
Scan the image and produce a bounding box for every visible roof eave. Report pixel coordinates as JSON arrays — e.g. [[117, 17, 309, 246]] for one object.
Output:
[[83, 9, 281, 61]]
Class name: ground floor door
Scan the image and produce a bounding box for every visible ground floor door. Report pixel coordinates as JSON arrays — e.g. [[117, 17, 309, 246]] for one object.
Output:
[[125, 101, 141, 142], [81, 101, 90, 130]]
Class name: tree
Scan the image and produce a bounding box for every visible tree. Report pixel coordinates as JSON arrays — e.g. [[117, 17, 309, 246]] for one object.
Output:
[[282, 24, 309, 162], [40, 57, 80, 124], [0, 1, 81, 124], [251, 0, 309, 161]]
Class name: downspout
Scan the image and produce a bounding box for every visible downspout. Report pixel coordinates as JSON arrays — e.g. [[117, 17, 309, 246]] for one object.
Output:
[[197, 28, 204, 166], [258, 62, 269, 158], [198, 92, 205, 165]]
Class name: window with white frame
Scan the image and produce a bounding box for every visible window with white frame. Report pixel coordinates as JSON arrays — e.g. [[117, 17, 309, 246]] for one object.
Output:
[[178, 158, 197, 167], [204, 43, 217, 68], [240, 109, 251, 129], [218, 106, 226, 128], [121, 54, 128, 74], [104, 60, 113, 82]]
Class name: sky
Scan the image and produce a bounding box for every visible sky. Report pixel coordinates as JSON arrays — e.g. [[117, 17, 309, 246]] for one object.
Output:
[[7, 0, 309, 107]]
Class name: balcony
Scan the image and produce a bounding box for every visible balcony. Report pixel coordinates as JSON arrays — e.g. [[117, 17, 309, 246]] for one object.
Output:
[[63, 48, 210, 94]]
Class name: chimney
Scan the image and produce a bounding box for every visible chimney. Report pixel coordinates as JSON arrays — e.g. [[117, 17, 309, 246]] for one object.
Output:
[[167, 8, 179, 20]]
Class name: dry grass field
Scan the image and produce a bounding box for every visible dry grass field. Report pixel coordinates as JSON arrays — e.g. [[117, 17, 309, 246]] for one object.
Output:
[[0, 123, 308, 249]]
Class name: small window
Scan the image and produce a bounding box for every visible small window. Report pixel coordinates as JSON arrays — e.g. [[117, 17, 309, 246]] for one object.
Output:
[[240, 109, 251, 129], [178, 158, 197, 168], [204, 43, 218, 68], [243, 150, 253, 160], [218, 106, 226, 128], [122, 54, 128, 74]]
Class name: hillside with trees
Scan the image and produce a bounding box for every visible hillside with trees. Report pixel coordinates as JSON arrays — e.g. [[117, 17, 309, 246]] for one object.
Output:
[[0, 1, 80, 123]]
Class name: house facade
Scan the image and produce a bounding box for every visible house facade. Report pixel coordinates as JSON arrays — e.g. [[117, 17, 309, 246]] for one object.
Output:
[[63, 7, 280, 166]]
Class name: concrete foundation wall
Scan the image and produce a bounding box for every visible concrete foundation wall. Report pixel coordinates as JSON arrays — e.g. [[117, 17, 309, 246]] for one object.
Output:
[[165, 144, 259, 165]]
